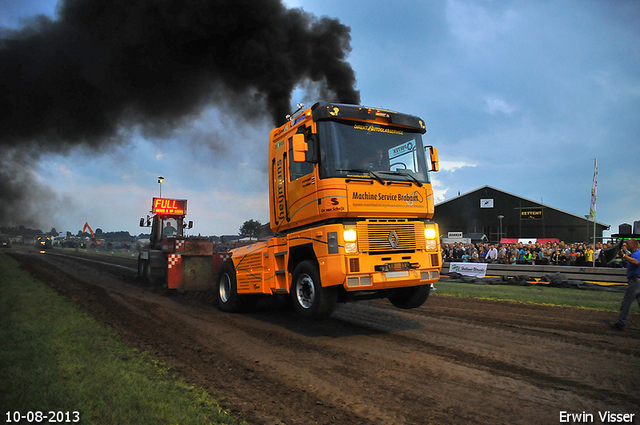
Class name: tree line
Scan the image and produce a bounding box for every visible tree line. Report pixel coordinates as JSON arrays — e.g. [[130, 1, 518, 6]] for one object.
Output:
[[2, 219, 266, 242], [0, 225, 136, 242]]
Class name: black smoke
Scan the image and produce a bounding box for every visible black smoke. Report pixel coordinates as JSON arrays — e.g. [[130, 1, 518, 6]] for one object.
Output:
[[0, 0, 360, 226]]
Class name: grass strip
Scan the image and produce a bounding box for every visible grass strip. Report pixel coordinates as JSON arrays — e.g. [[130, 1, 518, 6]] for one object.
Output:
[[54, 246, 138, 259], [0, 252, 246, 425], [434, 280, 635, 313]]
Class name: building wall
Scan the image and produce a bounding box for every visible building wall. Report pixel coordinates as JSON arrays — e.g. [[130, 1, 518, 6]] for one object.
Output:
[[434, 187, 607, 244]]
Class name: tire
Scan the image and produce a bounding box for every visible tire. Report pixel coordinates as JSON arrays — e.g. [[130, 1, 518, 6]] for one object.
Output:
[[216, 261, 243, 313], [388, 284, 430, 309], [291, 260, 337, 319], [137, 258, 147, 281], [146, 261, 159, 285]]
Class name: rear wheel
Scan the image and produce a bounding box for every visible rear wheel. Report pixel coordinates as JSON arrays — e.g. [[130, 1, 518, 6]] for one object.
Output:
[[146, 262, 160, 285], [291, 261, 337, 319], [388, 284, 430, 309], [216, 261, 243, 312], [137, 258, 147, 281]]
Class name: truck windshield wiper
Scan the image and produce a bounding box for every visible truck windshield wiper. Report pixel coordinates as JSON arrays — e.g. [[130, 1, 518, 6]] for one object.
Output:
[[378, 170, 423, 187], [337, 169, 386, 185]]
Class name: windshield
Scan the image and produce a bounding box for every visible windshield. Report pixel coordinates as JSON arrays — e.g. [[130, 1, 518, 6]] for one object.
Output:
[[317, 120, 430, 183], [161, 217, 180, 237]]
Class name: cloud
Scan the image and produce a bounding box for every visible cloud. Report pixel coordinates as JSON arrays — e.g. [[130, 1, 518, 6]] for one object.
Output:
[[445, 0, 519, 47], [57, 163, 72, 177], [431, 158, 477, 204], [184, 188, 269, 236], [484, 96, 517, 115], [439, 160, 477, 172], [431, 179, 449, 204]]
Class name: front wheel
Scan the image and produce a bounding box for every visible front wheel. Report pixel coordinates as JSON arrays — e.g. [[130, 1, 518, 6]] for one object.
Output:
[[388, 284, 430, 309], [291, 261, 337, 319]]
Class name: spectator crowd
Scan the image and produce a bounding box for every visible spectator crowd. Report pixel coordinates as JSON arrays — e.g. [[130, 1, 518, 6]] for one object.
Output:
[[442, 240, 620, 266]]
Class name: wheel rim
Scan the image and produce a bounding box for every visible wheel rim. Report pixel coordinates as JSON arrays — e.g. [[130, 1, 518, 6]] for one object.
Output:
[[219, 273, 231, 303], [296, 274, 316, 309]]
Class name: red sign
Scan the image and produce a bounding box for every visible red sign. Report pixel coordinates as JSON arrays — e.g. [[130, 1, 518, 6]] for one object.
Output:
[[152, 198, 187, 215]]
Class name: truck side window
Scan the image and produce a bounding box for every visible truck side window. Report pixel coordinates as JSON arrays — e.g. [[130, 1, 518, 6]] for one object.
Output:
[[288, 137, 313, 181]]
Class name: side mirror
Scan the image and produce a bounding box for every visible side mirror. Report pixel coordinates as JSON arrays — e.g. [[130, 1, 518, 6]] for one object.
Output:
[[292, 133, 308, 163], [139, 218, 145, 227], [427, 146, 439, 172], [188, 221, 193, 229]]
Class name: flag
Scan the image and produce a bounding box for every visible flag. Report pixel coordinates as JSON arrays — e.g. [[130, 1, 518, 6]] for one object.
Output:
[[589, 158, 598, 219]]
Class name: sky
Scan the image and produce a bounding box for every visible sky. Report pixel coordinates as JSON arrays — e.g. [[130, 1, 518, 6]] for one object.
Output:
[[1, 0, 638, 239]]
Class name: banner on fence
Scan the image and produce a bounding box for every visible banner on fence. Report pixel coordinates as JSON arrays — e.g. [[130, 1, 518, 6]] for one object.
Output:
[[448, 262, 488, 278]]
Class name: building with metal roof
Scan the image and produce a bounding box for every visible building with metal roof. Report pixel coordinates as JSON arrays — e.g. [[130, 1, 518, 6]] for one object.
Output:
[[434, 186, 609, 244]]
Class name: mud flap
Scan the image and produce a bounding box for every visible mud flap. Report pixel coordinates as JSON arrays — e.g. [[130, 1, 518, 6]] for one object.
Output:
[[168, 254, 183, 289]]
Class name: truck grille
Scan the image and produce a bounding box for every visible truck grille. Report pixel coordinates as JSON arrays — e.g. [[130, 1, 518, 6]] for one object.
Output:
[[356, 219, 425, 253]]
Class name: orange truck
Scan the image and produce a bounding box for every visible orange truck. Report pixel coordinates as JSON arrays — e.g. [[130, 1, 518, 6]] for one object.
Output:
[[139, 102, 442, 319], [219, 101, 441, 318]]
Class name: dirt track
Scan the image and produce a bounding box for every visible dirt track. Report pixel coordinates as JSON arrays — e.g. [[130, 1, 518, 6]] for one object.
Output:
[[7, 248, 640, 425]]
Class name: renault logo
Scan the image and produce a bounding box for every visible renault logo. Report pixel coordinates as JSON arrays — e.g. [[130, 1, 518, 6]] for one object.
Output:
[[388, 231, 399, 248]]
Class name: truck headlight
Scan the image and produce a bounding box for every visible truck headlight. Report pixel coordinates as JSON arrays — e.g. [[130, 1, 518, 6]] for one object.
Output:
[[424, 227, 436, 240], [425, 223, 437, 250], [345, 242, 358, 253], [344, 226, 358, 253], [344, 229, 357, 242]]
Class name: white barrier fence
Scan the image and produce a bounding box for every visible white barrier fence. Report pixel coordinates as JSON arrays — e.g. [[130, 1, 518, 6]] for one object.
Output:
[[444, 261, 627, 284]]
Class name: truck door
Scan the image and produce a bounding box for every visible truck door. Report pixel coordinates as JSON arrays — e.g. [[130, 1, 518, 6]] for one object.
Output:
[[150, 215, 163, 249], [270, 127, 318, 232], [286, 133, 317, 227]]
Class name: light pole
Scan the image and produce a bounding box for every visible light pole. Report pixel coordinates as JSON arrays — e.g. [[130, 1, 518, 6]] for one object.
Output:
[[498, 215, 504, 242], [158, 176, 164, 198], [585, 214, 597, 266], [584, 215, 590, 245]]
